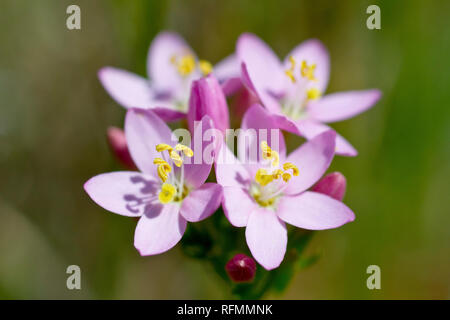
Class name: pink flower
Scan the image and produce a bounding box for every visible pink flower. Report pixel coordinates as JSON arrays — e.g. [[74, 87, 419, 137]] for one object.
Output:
[[85, 109, 222, 255], [188, 74, 230, 135], [215, 105, 355, 270], [237, 33, 382, 156], [98, 31, 240, 122]]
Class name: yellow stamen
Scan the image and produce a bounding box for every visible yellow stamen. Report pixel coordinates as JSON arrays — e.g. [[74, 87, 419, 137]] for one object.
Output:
[[301, 60, 317, 81], [169, 150, 183, 167], [272, 169, 284, 180], [177, 54, 196, 76], [154, 158, 172, 182], [156, 144, 173, 152], [282, 172, 292, 182], [283, 162, 299, 176], [261, 141, 280, 167], [307, 88, 321, 100], [158, 183, 177, 204], [285, 55, 297, 83], [175, 144, 194, 157], [199, 60, 213, 76], [255, 169, 274, 187]]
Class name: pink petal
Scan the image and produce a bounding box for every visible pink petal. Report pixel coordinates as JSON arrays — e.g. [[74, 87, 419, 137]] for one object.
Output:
[[98, 67, 153, 108], [147, 31, 194, 92], [134, 203, 186, 256], [284, 39, 330, 93], [245, 208, 287, 270], [237, 33, 285, 93], [151, 107, 186, 122], [284, 130, 336, 195], [296, 120, 358, 157], [125, 108, 175, 176], [277, 191, 355, 230], [183, 116, 219, 189], [213, 54, 240, 82], [188, 75, 230, 135], [214, 54, 242, 95], [240, 104, 286, 165], [84, 171, 159, 217], [241, 62, 282, 114], [180, 183, 222, 222], [222, 186, 258, 227], [309, 89, 381, 123], [215, 143, 251, 188]]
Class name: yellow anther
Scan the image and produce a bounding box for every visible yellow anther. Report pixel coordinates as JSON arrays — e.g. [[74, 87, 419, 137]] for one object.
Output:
[[199, 60, 213, 76], [272, 169, 284, 180], [301, 60, 317, 81], [175, 144, 194, 157], [285, 70, 296, 83], [156, 144, 173, 152], [154, 158, 172, 182], [158, 183, 177, 204], [283, 162, 299, 176], [177, 54, 196, 76], [307, 88, 321, 100], [285, 56, 297, 83], [255, 169, 274, 187], [261, 141, 280, 167], [169, 150, 183, 167], [282, 172, 292, 182]]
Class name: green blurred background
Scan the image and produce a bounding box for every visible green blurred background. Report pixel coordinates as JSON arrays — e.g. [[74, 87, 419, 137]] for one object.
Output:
[[0, 0, 449, 299]]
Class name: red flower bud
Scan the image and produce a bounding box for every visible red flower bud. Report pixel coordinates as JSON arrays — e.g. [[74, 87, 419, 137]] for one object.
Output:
[[107, 127, 137, 170], [225, 253, 256, 283], [312, 172, 346, 201]]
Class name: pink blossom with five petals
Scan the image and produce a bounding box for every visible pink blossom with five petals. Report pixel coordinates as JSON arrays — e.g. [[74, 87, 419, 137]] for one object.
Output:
[[215, 105, 355, 270]]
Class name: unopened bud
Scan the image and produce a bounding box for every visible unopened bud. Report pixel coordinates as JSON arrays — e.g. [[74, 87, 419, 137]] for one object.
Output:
[[107, 127, 137, 170], [312, 172, 346, 201], [225, 253, 256, 283], [188, 75, 230, 135]]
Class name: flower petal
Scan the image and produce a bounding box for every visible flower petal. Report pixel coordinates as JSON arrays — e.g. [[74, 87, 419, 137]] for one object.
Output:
[[309, 89, 381, 123], [222, 186, 258, 227], [147, 31, 195, 92], [284, 39, 330, 93], [284, 130, 336, 195], [245, 208, 287, 270], [237, 33, 285, 93], [183, 116, 220, 188], [214, 54, 242, 95], [84, 172, 160, 217], [125, 108, 176, 176], [151, 107, 186, 122], [180, 183, 222, 222], [296, 120, 358, 157], [215, 143, 251, 188], [277, 191, 355, 230], [134, 203, 186, 256], [98, 67, 153, 108], [214, 54, 240, 82]]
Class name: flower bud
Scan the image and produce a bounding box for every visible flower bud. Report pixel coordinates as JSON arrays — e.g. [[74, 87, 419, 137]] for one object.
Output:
[[312, 172, 346, 201], [225, 253, 256, 283], [188, 74, 230, 135], [107, 127, 137, 170]]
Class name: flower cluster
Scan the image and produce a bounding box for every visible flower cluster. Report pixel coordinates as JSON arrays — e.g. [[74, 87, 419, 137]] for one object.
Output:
[[85, 32, 381, 273]]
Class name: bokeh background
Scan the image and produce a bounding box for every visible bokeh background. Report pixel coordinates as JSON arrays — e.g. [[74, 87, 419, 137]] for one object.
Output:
[[0, 0, 449, 299]]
